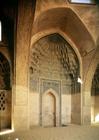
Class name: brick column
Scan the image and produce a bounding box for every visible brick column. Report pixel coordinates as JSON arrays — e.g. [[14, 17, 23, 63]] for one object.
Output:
[[14, 0, 36, 130]]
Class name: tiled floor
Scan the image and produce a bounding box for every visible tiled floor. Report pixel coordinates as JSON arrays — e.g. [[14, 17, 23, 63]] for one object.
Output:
[[1, 125, 99, 140]]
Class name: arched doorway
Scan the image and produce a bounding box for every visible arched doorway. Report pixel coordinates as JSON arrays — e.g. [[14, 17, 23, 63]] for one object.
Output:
[[91, 64, 99, 124], [0, 52, 11, 131], [42, 92, 56, 127]]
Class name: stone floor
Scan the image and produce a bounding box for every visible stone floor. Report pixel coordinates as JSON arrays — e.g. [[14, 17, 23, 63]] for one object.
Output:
[[1, 125, 99, 140]]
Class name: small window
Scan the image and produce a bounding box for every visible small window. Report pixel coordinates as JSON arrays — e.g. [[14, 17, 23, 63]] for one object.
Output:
[[70, 0, 95, 4], [0, 21, 2, 41]]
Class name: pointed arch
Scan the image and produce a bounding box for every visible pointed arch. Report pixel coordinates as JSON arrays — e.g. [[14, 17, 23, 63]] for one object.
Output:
[[83, 48, 99, 124]]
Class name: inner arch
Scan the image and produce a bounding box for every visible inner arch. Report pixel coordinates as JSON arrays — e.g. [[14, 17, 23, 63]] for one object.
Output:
[[29, 33, 81, 127]]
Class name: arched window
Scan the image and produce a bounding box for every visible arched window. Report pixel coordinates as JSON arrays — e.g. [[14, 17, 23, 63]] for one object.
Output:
[[0, 21, 2, 41]]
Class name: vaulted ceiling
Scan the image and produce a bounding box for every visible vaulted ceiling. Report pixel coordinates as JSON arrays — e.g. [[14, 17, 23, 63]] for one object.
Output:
[[32, 7, 96, 57]]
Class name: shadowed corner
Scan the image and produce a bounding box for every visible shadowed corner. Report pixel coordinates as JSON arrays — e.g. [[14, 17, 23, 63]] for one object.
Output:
[[96, 37, 99, 47], [95, 0, 99, 5]]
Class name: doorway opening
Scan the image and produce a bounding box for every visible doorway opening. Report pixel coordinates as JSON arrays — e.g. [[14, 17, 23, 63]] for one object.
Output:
[[42, 92, 56, 127], [91, 64, 99, 124], [0, 53, 11, 132]]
